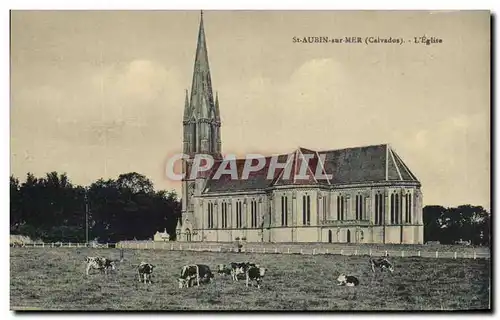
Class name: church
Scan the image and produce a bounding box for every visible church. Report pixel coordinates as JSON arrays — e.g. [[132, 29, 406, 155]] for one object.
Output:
[[176, 13, 424, 244]]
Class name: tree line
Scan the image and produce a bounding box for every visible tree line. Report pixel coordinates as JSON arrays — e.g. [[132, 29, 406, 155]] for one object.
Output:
[[423, 205, 490, 245], [10, 171, 490, 246], [10, 172, 181, 243]]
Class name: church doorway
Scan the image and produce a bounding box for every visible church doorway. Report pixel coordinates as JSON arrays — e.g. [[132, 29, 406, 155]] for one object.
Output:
[[185, 229, 192, 242], [346, 230, 351, 243], [328, 230, 333, 243]]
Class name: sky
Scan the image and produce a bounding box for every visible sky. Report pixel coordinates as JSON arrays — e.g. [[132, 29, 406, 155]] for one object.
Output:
[[10, 10, 490, 209]]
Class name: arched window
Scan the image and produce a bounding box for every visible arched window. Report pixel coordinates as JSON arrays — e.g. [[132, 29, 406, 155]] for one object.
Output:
[[346, 229, 351, 243], [328, 230, 333, 243], [375, 193, 385, 225]]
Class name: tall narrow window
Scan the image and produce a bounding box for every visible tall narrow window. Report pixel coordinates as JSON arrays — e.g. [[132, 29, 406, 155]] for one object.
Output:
[[221, 202, 228, 229], [379, 194, 384, 225], [390, 194, 395, 224], [408, 194, 412, 223], [375, 193, 384, 225], [303, 195, 311, 225], [207, 202, 214, 229], [307, 195, 311, 225], [355, 195, 364, 220], [250, 200, 258, 228], [236, 201, 242, 228], [405, 193, 412, 223], [281, 196, 288, 226], [323, 196, 327, 221], [394, 194, 400, 224], [337, 195, 345, 221]]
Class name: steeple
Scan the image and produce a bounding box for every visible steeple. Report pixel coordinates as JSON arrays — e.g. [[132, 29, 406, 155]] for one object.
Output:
[[190, 10, 214, 118], [182, 11, 221, 156]]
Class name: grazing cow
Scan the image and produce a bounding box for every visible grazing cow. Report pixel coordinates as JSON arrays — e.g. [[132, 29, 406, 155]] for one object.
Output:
[[230, 262, 258, 281], [178, 264, 214, 288], [337, 274, 359, 287], [369, 258, 394, 273], [217, 264, 232, 276], [245, 266, 266, 289], [138, 262, 155, 284], [85, 257, 116, 275]]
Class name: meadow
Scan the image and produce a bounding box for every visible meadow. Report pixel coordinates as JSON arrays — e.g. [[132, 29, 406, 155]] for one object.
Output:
[[10, 247, 490, 311]]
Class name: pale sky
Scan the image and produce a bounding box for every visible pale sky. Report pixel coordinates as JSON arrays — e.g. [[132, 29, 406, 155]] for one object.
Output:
[[10, 10, 490, 209]]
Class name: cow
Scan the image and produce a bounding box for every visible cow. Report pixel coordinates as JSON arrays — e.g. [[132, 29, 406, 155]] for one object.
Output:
[[369, 257, 394, 273], [217, 264, 232, 276], [245, 266, 267, 289], [337, 274, 359, 287], [85, 257, 116, 275], [138, 262, 155, 284], [178, 264, 214, 288], [230, 262, 258, 281]]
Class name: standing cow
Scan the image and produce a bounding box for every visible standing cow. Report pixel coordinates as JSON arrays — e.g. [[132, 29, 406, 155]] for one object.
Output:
[[138, 262, 155, 284], [178, 264, 214, 288], [245, 266, 267, 289]]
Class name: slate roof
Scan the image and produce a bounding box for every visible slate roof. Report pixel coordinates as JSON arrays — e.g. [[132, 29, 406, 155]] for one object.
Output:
[[202, 144, 419, 194]]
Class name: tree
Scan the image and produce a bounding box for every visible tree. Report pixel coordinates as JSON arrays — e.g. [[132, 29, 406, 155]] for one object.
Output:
[[116, 172, 154, 194]]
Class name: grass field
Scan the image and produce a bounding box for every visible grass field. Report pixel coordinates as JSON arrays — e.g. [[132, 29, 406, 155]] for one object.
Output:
[[10, 247, 491, 311]]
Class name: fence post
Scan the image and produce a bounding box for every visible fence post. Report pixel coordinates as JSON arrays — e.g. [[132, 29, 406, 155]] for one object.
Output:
[[385, 250, 388, 257], [326, 249, 329, 255], [179, 244, 182, 251], [454, 252, 457, 259], [275, 248, 278, 253], [369, 249, 372, 256], [68, 242, 71, 248], [42, 243, 45, 248], [313, 248, 316, 255], [340, 249, 344, 255], [473, 251, 477, 260], [170, 244, 173, 250], [401, 251, 404, 258], [354, 249, 357, 256], [51, 243, 54, 248], [287, 248, 290, 254], [263, 248, 266, 254], [251, 248, 254, 253], [435, 251, 439, 258], [418, 251, 421, 257], [300, 248, 303, 254]]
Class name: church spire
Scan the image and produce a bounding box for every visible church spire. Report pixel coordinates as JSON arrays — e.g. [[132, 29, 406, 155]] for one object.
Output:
[[190, 10, 214, 118]]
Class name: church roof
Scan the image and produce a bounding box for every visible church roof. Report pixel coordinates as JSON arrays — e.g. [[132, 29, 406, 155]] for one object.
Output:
[[202, 144, 419, 194]]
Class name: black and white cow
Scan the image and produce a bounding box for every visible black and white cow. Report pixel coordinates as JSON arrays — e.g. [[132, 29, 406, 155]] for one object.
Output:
[[230, 262, 258, 281], [178, 264, 214, 288], [217, 264, 232, 276], [369, 258, 394, 273], [337, 274, 359, 287], [245, 265, 266, 289], [85, 257, 116, 275], [138, 262, 155, 284]]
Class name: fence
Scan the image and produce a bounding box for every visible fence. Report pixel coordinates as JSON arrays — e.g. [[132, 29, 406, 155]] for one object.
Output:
[[116, 241, 490, 260], [12, 241, 489, 260]]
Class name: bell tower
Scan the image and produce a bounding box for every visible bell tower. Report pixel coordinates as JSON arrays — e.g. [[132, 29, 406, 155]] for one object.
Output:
[[177, 11, 221, 241]]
